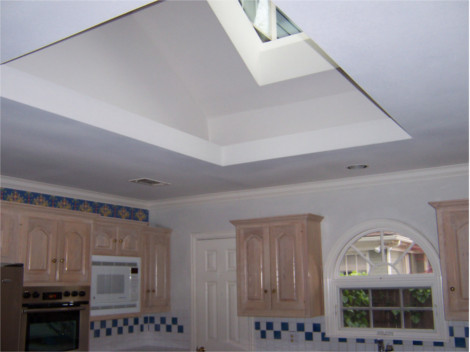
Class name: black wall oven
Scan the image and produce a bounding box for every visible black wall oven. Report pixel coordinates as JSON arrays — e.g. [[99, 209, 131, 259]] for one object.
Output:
[[20, 286, 90, 351]]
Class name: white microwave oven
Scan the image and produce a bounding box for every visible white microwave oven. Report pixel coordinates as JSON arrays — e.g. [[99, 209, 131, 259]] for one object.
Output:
[[90, 255, 141, 317]]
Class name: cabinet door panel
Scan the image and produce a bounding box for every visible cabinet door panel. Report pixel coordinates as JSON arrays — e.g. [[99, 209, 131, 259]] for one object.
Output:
[[143, 229, 171, 312], [91, 222, 117, 255], [1, 210, 21, 263], [57, 220, 91, 283], [118, 226, 142, 257], [270, 223, 305, 312], [432, 200, 469, 321], [237, 226, 270, 314], [22, 217, 57, 283]]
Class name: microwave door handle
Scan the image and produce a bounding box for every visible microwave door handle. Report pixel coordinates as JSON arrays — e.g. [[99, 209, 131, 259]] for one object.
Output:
[[23, 306, 87, 314]]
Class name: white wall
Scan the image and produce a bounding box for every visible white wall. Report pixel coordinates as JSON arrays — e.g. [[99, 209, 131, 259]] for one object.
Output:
[[148, 166, 468, 315]]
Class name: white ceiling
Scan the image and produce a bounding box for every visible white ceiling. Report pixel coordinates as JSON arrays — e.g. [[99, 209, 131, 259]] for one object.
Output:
[[1, 0, 468, 202]]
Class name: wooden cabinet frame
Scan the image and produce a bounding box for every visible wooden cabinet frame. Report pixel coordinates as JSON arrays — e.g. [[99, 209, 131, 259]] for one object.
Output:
[[231, 213, 323, 317], [430, 199, 468, 321]]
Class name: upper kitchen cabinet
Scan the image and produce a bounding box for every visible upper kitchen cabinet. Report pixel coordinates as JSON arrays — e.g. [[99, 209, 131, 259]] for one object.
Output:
[[430, 199, 469, 321], [231, 213, 324, 318], [1, 205, 22, 264], [1, 202, 93, 285], [141, 226, 171, 313], [91, 218, 146, 257]]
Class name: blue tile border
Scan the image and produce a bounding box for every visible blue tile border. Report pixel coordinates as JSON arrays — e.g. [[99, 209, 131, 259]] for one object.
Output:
[[91, 315, 185, 338], [254, 319, 469, 350], [1, 187, 149, 222]]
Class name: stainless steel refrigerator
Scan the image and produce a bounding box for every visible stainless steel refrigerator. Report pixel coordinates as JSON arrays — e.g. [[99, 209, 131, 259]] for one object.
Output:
[[1, 263, 23, 351]]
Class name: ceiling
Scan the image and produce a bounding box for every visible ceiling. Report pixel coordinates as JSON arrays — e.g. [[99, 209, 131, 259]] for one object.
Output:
[[1, 0, 468, 203]]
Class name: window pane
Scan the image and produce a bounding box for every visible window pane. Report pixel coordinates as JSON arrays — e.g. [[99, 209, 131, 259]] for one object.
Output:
[[404, 310, 434, 329], [403, 288, 432, 307], [372, 310, 401, 328], [341, 289, 369, 307], [343, 309, 370, 328], [372, 289, 400, 307]]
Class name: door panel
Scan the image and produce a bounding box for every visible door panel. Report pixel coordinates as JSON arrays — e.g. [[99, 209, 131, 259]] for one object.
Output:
[[195, 237, 252, 351], [270, 223, 305, 312], [22, 217, 57, 283]]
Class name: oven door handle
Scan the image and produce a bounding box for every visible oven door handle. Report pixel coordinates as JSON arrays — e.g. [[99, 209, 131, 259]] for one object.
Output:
[[23, 306, 87, 313]]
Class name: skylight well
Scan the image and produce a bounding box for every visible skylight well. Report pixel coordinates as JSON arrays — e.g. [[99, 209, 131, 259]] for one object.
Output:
[[239, 0, 301, 42]]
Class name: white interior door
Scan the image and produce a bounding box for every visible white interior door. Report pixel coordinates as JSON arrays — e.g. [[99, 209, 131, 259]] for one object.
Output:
[[193, 236, 252, 351]]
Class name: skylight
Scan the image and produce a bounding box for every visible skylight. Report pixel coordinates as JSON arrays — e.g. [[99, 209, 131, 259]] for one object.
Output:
[[239, 0, 301, 42]]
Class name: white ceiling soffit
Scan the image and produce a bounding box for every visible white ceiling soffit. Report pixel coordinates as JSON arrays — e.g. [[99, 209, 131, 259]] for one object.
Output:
[[1, 0, 410, 167], [0, 0, 157, 63]]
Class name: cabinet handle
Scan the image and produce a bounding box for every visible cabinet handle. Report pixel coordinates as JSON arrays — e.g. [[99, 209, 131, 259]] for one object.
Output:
[[272, 289, 276, 294], [152, 289, 156, 293], [450, 286, 456, 292], [113, 239, 117, 243], [119, 239, 123, 244], [51, 258, 57, 263], [59, 258, 65, 263], [264, 289, 268, 294]]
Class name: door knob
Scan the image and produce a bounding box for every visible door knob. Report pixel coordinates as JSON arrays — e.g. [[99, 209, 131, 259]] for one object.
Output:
[[51, 258, 57, 263]]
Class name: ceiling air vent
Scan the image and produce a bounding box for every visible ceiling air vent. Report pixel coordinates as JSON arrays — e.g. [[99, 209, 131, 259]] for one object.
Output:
[[129, 178, 170, 187]]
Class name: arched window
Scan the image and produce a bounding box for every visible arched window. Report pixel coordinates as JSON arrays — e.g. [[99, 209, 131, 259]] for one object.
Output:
[[324, 220, 447, 341]]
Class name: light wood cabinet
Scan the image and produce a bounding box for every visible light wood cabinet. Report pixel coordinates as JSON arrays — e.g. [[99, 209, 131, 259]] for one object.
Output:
[[1, 207, 22, 264], [91, 219, 144, 257], [141, 227, 171, 313], [231, 213, 324, 317], [430, 199, 468, 321], [19, 209, 91, 285]]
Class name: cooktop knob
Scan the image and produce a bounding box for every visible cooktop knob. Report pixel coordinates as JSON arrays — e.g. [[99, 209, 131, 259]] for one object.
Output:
[[23, 291, 31, 299], [64, 291, 71, 297], [71, 291, 78, 297], [32, 291, 40, 298], [78, 291, 86, 297]]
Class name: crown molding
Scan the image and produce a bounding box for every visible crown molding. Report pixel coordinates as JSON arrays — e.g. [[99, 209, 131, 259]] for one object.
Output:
[[0, 175, 146, 208], [147, 164, 469, 210]]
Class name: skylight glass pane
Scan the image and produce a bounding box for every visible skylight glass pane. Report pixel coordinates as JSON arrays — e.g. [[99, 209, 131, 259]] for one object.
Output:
[[276, 8, 301, 39]]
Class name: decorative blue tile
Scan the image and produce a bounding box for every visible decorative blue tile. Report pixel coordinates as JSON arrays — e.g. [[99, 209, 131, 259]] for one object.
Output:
[[413, 341, 423, 346], [274, 331, 282, 339], [338, 338, 347, 343], [144, 316, 149, 324], [112, 319, 118, 327], [297, 323, 305, 332], [356, 338, 365, 343], [160, 317, 166, 324], [455, 337, 467, 348], [106, 328, 112, 336], [178, 325, 184, 333], [90, 322, 94, 330], [466, 327, 469, 338], [166, 325, 172, 332], [281, 322, 289, 331], [94, 330, 100, 338], [172, 317, 178, 325], [305, 332, 313, 341], [150, 316, 155, 324], [260, 331, 266, 339], [100, 320, 106, 329], [117, 327, 123, 335], [134, 317, 139, 325], [450, 326, 455, 337], [140, 324, 144, 332], [123, 318, 129, 326], [128, 326, 134, 333], [393, 340, 403, 345], [255, 322, 261, 330], [321, 332, 329, 342], [313, 323, 321, 332], [266, 322, 273, 330], [433, 342, 444, 347], [154, 324, 160, 331]]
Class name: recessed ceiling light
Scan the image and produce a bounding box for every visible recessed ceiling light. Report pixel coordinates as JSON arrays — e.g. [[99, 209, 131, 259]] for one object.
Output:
[[129, 178, 170, 187], [347, 164, 368, 170]]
